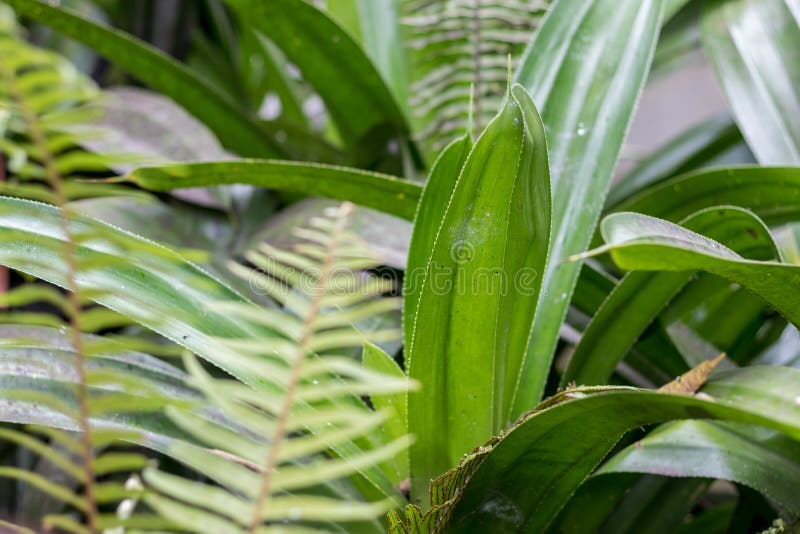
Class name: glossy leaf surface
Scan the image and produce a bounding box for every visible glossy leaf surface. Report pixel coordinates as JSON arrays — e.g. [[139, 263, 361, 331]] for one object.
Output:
[[225, 0, 410, 150], [590, 211, 800, 326], [702, 0, 800, 165], [407, 85, 550, 499], [564, 207, 777, 386], [450, 367, 800, 532], [609, 166, 800, 226], [512, 0, 665, 414], [599, 420, 800, 514]]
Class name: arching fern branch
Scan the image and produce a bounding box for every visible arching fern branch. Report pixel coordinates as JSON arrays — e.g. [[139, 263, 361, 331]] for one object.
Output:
[[143, 202, 416, 532], [402, 0, 549, 157], [0, 22, 178, 534]]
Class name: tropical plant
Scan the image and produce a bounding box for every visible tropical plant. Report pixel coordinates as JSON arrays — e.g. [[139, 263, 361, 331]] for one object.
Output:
[[0, 0, 799, 532]]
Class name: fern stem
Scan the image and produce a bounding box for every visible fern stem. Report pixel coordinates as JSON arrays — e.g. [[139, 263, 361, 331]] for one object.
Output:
[[0, 61, 99, 533], [247, 202, 354, 532]]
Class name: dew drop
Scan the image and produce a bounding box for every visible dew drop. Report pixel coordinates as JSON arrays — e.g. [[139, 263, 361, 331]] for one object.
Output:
[[576, 122, 587, 137]]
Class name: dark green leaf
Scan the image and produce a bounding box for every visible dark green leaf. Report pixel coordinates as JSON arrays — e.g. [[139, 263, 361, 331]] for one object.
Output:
[[607, 115, 750, 207], [564, 207, 777, 386], [599, 420, 800, 514], [449, 367, 800, 532], [608, 166, 800, 227], [225, 0, 410, 151], [126, 160, 422, 221]]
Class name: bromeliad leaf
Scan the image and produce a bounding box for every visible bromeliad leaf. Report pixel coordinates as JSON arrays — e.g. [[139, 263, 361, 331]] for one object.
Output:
[[126, 160, 422, 221], [584, 211, 800, 327], [702, 0, 800, 165], [563, 207, 778, 387], [597, 420, 800, 515], [406, 84, 550, 500], [511, 0, 666, 415], [3, 0, 286, 158]]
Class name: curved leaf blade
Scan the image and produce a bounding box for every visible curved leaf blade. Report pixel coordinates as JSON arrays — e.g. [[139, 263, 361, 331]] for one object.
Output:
[[403, 134, 472, 351], [608, 166, 800, 226], [587, 211, 800, 327], [702, 0, 800, 165], [126, 160, 422, 221], [225, 0, 410, 150], [563, 207, 778, 386], [450, 367, 800, 532], [598, 420, 800, 514], [607, 115, 750, 207], [512, 0, 665, 415]]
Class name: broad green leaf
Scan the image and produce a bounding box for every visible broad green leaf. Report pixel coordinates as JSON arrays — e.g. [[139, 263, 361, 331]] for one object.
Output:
[[362, 343, 408, 483], [0, 198, 403, 506], [0, 196, 274, 383], [0, 324, 192, 443], [599, 420, 800, 514], [407, 85, 550, 500], [702, 0, 800, 165], [2, 0, 284, 158], [125, 161, 422, 221], [607, 115, 750, 207], [512, 0, 665, 415], [448, 367, 800, 532], [563, 207, 777, 386], [586, 211, 800, 327], [354, 0, 408, 115], [225, 0, 410, 151], [403, 134, 472, 351], [607, 166, 800, 226]]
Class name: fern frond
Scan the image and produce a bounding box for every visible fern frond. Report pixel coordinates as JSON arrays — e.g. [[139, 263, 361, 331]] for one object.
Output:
[[143, 202, 416, 533], [402, 0, 549, 156], [0, 29, 147, 203], [0, 28, 182, 533]]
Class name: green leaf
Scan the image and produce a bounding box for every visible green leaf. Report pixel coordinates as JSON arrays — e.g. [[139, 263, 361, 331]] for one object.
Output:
[[608, 166, 800, 227], [563, 207, 778, 386], [585, 211, 800, 327], [607, 115, 750, 207], [511, 0, 666, 415], [599, 420, 800, 514], [403, 134, 472, 351], [125, 160, 422, 221], [547, 473, 640, 534], [406, 85, 550, 500], [701, 0, 800, 165], [448, 367, 800, 532], [225, 0, 410, 151], [0, 196, 270, 386], [2, 0, 284, 158], [362, 342, 408, 483], [354, 0, 408, 115]]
